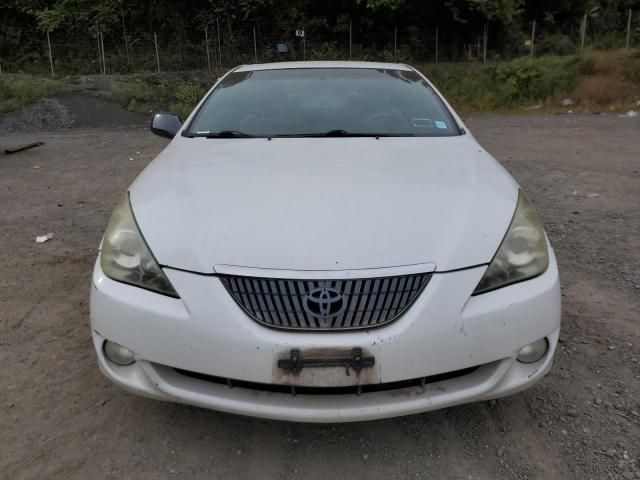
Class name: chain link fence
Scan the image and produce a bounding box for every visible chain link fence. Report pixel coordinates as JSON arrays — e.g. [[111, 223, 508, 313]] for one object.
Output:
[[1, 13, 638, 77]]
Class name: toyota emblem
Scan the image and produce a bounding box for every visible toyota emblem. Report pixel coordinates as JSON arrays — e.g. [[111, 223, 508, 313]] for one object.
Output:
[[303, 282, 346, 327]]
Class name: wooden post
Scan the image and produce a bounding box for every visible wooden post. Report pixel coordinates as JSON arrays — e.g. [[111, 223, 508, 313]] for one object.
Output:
[[435, 26, 439, 64], [394, 26, 397, 62], [216, 17, 222, 67], [121, 4, 130, 65], [253, 27, 257, 63], [154, 32, 160, 72], [97, 26, 103, 75], [580, 13, 587, 53], [46, 30, 54, 77], [530, 20, 536, 57], [100, 30, 107, 75], [349, 19, 352, 60], [626, 10, 632, 50], [482, 23, 488, 63], [205, 26, 211, 70]]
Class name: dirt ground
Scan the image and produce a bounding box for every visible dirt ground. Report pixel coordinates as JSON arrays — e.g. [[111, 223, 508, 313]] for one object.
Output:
[[1, 107, 639, 480]]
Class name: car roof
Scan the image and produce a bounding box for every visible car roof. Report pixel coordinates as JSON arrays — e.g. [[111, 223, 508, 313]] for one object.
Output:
[[234, 61, 413, 72]]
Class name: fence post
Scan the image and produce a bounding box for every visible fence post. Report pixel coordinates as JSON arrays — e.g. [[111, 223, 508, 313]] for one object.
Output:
[[394, 26, 397, 62], [482, 23, 488, 63], [435, 26, 439, 64], [100, 30, 107, 75], [216, 17, 222, 67], [121, 4, 130, 65], [97, 26, 103, 74], [46, 30, 55, 78], [154, 32, 160, 72], [530, 20, 536, 57], [349, 19, 352, 60], [580, 13, 587, 53], [626, 9, 633, 50], [226, 16, 235, 63], [253, 27, 258, 63], [205, 26, 211, 70]]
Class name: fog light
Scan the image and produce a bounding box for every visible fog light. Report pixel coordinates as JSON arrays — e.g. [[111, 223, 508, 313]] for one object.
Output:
[[103, 340, 135, 366], [517, 338, 548, 363]]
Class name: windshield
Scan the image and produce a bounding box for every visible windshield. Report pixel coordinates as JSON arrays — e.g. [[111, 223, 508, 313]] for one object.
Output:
[[185, 68, 461, 137]]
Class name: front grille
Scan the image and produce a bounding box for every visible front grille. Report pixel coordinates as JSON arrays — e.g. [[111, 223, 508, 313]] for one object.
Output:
[[174, 366, 478, 396], [219, 272, 431, 330]]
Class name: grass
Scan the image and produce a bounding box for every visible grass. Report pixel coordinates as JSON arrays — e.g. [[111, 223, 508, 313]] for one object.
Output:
[[110, 76, 208, 119], [421, 49, 640, 113], [1, 50, 638, 116], [621, 50, 640, 84], [169, 83, 205, 120], [569, 50, 640, 109], [0, 75, 67, 114], [111, 80, 162, 112]]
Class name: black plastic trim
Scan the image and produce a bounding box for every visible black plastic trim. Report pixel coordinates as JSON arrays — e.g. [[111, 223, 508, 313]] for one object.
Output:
[[174, 365, 479, 396]]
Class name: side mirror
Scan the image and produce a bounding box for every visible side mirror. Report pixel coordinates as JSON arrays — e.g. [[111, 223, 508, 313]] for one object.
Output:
[[150, 113, 182, 139]]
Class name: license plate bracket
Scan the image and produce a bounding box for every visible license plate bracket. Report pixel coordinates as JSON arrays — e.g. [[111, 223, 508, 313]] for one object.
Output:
[[277, 347, 375, 375]]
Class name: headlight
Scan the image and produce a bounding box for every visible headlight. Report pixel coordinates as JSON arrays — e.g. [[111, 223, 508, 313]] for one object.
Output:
[[100, 194, 179, 298], [473, 191, 549, 295]]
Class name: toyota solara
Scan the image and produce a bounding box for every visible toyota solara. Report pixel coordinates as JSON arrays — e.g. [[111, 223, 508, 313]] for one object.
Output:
[[90, 61, 561, 422]]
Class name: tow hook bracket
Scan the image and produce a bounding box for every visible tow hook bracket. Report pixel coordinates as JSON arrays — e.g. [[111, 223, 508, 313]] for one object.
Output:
[[277, 347, 375, 375]]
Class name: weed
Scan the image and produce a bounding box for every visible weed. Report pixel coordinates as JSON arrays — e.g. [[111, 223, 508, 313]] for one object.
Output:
[[420, 52, 626, 112], [0, 75, 66, 113], [175, 83, 205, 105], [621, 50, 640, 84], [573, 74, 620, 104], [111, 81, 160, 111], [169, 103, 194, 120]]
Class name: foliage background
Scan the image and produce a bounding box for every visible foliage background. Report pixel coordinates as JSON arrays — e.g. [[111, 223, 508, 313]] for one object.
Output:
[[1, 0, 640, 74]]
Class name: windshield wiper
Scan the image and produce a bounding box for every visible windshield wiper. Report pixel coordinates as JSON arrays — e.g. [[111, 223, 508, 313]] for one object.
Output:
[[183, 130, 255, 138], [186, 130, 399, 138], [206, 130, 255, 138], [323, 129, 351, 137], [276, 130, 382, 138]]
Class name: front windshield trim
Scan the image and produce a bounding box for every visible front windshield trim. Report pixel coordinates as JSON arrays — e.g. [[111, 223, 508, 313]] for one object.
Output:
[[183, 67, 464, 138], [182, 132, 461, 139]]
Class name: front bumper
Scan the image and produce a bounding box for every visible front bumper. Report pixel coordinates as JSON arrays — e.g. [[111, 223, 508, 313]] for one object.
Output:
[[90, 251, 561, 423]]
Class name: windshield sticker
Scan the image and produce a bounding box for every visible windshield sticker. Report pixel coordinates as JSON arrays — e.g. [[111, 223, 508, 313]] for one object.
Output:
[[412, 118, 434, 128], [435, 120, 447, 129]]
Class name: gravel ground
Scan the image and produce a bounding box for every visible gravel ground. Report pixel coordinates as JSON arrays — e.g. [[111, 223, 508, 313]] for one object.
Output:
[[0, 94, 145, 134], [1, 110, 639, 480]]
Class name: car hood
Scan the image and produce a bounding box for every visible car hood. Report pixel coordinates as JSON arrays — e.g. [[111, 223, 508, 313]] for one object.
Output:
[[129, 135, 518, 274]]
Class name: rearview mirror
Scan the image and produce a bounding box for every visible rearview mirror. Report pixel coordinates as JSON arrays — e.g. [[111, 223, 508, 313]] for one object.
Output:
[[150, 113, 182, 139]]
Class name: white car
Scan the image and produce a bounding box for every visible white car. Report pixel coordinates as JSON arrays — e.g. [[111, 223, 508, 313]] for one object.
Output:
[[91, 61, 560, 422]]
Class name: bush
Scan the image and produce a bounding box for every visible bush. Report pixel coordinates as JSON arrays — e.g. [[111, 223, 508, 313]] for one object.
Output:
[[426, 63, 497, 112], [536, 34, 577, 56], [495, 58, 544, 104], [0, 75, 66, 113], [309, 42, 347, 60], [168, 83, 205, 120], [111, 81, 160, 110], [620, 50, 640, 84], [420, 53, 601, 111], [592, 32, 627, 51], [492, 55, 596, 107], [175, 83, 205, 105], [169, 102, 194, 120]]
